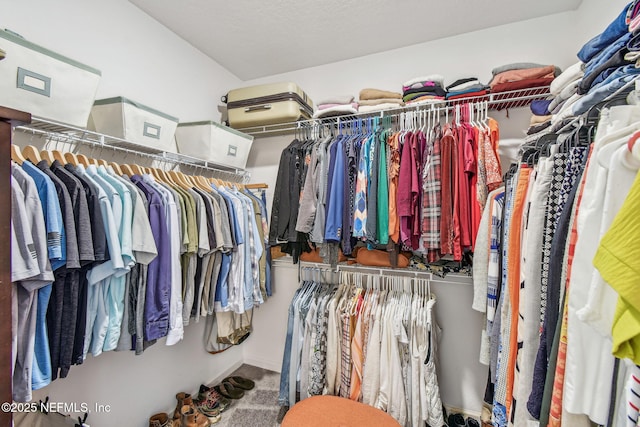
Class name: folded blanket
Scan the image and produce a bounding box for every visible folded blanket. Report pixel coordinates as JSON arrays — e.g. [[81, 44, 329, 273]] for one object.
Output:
[[357, 98, 405, 106], [445, 84, 489, 98], [490, 77, 555, 93], [490, 65, 556, 87], [550, 62, 584, 95], [403, 91, 445, 102], [446, 81, 486, 93], [403, 86, 447, 99], [316, 95, 355, 105], [530, 114, 552, 125], [492, 63, 561, 76], [359, 88, 402, 101], [358, 103, 404, 113], [402, 81, 442, 92], [446, 77, 479, 91], [530, 99, 552, 116], [317, 102, 359, 110], [402, 75, 445, 88], [313, 104, 358, 118], [406, 96, 445, 105], [445, 90, 489, 100]]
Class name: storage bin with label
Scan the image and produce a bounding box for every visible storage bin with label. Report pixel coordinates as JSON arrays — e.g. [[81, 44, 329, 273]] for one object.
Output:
[[0, 29, 102, 127], [175, 121, 254, 169], [89, 97, 179, 152]]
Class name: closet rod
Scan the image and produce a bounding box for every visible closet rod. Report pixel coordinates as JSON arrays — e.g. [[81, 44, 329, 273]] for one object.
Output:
[[236, 85, 551, 137], [299, 262, 473, 286], [13, 116, 250, 180]]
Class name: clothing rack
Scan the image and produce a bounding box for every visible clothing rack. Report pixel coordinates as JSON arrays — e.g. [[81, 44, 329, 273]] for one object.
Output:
[[14, 116, 252, 183], [236, 86, 551, 137], [298, 261, 472, 286]]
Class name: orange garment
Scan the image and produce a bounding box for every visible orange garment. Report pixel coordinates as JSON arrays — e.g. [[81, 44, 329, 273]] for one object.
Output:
[[350, 294, 365, 401], [388, 133, 401, 243], [490, 65, 556, 86], [548, 150, 592, 427], [505, 166, 532, 417]]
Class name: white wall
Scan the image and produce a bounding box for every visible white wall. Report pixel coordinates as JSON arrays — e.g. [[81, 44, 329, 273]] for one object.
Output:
[[1, 0, 242, 151], [3, 0, 632, 424], [240, 0, 631, 417], [2, 1, 246, 426]]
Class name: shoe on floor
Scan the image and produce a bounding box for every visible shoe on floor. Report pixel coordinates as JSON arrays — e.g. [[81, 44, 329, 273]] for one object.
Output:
[[149, 412, 173, 427], [213, 382, 245, 399], [199, 384, 232, 412], [180, 405, 212, 427], [448, 413, 466, 427], [466, 417, 481, 427], [223, 376, 255, 390]]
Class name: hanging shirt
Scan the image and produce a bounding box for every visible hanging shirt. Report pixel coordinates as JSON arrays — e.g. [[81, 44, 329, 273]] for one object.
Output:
[[326, 137, 346, 242], [143, 174, 184, 346], [377, 131, 389, 246], [19, 161, 66, 390], [353, 135, 370, 239], [422, 125, 442, 261], [388, 133, 401, 243], [130, 175, 171, 342], [10, 168, 53, 403]]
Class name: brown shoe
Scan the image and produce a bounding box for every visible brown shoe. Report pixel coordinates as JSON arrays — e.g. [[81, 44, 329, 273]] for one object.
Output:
[[180, 404, 211, 427], [173, 392, 195, 421], [149, 413, 172, 427]]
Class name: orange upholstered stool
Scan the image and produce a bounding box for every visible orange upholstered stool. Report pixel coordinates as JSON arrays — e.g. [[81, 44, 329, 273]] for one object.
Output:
[[281, 395, 401, 427]]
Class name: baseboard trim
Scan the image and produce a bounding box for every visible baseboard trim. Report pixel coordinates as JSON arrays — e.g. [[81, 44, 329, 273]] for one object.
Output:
[[208, 358, 245, 386], [243, 356, 282, 373]]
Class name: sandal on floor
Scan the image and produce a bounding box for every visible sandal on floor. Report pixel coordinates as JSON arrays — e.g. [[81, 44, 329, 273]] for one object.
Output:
[[223, 376, 255, 390], [214, 382, 245, 399]]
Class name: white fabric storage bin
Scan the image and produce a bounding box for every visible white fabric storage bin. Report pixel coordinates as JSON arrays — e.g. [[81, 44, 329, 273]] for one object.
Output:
[[0, 29, 101, 127], [89, 97, 179, 152], [175, 121, 254, 169]]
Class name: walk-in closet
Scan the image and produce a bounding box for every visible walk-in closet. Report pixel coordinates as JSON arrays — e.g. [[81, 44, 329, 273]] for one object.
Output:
[[2, 1, 638, 426]]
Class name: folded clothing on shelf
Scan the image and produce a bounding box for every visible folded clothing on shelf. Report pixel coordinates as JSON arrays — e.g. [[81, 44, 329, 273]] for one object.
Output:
[[490, 65, 557, 88], [316, 94, 358, 116], [317, 95, 355, 105], [550, 61, 584, 95], [491, 62, 561, 77], [445, 83, 489, 99], [445, 89, 489, 100], [359, 88, 402, 101], [402, 74, 445, 88], [358, 103, 405, 113], [530, 99, 553, 116], [490, 77, 555, 93], [317, 102, 359, 110], [313, 104, 359, 118], [357, 98, 404, 106], [402, 75, 446, 103]]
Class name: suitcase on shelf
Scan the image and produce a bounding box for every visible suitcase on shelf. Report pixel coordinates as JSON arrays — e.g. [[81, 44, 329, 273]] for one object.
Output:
[[223, 82, 313, 129]]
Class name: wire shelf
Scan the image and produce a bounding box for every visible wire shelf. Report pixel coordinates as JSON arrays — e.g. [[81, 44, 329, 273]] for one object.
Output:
[[14, 116, 250, 180], [234, 86, 551, 137]]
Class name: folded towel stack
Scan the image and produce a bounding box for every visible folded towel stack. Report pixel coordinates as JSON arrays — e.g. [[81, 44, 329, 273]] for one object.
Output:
[[313, 95, 359, 119], [402, 75, 446, 104], [357, 88, 404, 113], [489, 63, 560, 93], [445, 78, 489, 100]]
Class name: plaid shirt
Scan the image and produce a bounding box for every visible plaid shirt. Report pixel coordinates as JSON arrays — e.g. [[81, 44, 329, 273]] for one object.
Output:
[[422, 125, 442, 262]]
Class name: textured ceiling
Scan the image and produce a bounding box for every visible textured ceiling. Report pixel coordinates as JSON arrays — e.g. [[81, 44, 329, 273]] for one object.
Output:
[[130, 0, 583, 80]]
